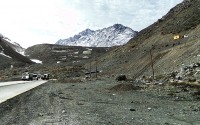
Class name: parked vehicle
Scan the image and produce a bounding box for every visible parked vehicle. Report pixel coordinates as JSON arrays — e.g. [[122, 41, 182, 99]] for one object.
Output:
[[32, 73, 39, 80], [21, 72, 33, 81], [42, 74, 50, 80]]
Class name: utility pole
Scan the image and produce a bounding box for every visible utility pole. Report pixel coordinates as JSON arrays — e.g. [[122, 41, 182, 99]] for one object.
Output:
[[89, 50, 92, 78], [150, 48, 155, 80], [90, 61, 92, 78], [95, 57, 98, 78]]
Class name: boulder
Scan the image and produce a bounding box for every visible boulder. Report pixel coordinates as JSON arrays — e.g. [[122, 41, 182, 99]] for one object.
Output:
[[188, 76, 196, 82], [194, 71, 200, 82], [116, 74, 127, 81]]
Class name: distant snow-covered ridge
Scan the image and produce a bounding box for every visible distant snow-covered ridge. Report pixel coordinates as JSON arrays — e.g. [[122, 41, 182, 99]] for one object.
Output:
[[0, 33, 27, 59], [0, 33, 25, 54], [56, 24, 138, 47]]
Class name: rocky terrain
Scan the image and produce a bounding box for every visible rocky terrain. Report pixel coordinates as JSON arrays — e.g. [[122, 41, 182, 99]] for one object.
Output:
[[0, 78, 199, 125], [0, 0, 200, 125]]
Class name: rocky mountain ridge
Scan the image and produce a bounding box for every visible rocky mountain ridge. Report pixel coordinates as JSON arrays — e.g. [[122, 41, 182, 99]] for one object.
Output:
[[56, 24, 137, 47]]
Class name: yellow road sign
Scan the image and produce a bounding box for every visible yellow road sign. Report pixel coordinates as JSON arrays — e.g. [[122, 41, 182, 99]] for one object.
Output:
[[173, 35, 180, 40]]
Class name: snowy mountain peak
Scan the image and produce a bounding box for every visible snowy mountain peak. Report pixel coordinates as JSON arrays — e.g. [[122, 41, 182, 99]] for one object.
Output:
[[79, 28, 95, 36], [56, 24, 137, 47], [113, 24, 125, 30]]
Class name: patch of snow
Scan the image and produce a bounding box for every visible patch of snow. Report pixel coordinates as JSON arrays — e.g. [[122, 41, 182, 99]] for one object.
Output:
[[83, 51, 91, 55], [83, 56, 89, 59], [72, 61, 80, 63], [18, 51, 25, 56], [86, 48, 93, 51], [52, 50, 67, 53], [74, 51, 79, 54], [0, 52, 12, 58], [31, 59, 42, 64]]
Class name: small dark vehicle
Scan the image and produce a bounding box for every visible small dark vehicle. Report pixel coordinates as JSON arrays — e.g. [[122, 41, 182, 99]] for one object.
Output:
[[42, 74, 50, 80], [33, 74, 39, 80]]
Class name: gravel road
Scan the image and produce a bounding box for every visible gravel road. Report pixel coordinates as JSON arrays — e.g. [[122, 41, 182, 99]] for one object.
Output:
[[0, 78, 199, 125]]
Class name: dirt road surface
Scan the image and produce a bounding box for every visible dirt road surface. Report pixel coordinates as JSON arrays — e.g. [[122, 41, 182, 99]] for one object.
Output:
[[0, 78, 199, 125]]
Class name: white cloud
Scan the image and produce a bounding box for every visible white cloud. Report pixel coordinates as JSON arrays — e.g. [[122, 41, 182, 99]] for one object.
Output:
[[0, 0, 183, 48]]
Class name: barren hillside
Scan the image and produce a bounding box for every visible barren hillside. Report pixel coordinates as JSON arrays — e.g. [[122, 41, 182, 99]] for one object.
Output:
[[94, 0, 200, 78], [25, 44, 112, 65]]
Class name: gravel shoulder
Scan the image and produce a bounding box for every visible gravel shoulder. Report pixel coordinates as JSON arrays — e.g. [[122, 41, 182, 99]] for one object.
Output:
[[0, 78, 199, 125]]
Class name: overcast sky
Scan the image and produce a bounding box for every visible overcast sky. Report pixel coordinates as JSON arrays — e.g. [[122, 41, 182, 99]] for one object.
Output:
[[0, 0, 183, 48]]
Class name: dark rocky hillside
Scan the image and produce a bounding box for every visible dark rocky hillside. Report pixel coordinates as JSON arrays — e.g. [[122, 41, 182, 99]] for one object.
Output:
[[90, 0, 200, 78], [0, 38, 34, 70], [0, 38, 33, 64], [25, 44, 112, 66], [0, 55, 13, 70], [161, 0, 200, 34]]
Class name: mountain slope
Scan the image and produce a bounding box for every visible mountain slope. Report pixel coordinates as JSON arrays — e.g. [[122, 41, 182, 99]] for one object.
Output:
[[0, 37, 34, 69], [56, 24, 137, 47], [89, 0, 200, 78], [0, 34, 25, 53]]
